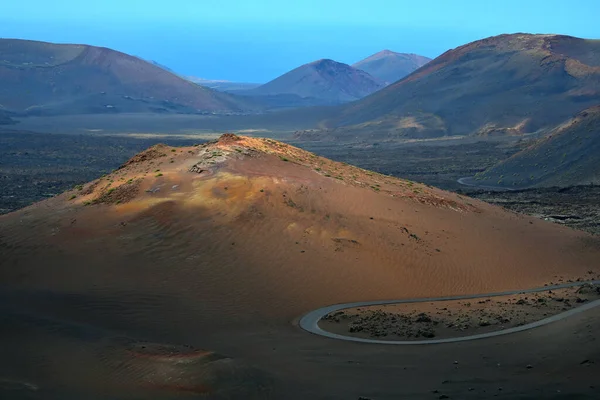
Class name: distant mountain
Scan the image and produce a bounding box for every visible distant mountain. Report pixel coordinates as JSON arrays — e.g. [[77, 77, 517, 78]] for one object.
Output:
[[186, 77, 261, 93], [0, 39, 260, 115], [352, 50, 431, 84], [318, 34, 600, 140], [245, 59, 385, 104], [148, 60, 176, 73], [139, 60, 261, 93], [472, 105, 600, 188]]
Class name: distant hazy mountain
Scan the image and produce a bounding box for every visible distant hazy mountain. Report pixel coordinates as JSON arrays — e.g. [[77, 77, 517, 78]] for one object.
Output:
[[141, 60, 261, 93], [245, 59, 385, 104], [319, 34, 600, 139], [474, 105, 600, 188], [0, 39, 260, 115], [148, 60, 176, 74], [352, 50, 431, 84], [186, 77, 261, 93]]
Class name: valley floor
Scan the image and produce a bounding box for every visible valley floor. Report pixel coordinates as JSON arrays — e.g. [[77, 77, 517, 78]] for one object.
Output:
[[466, 186, 600, 235]]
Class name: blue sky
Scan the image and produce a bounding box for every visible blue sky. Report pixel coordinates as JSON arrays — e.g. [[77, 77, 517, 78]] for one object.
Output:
[[2, 0, 599, 82]]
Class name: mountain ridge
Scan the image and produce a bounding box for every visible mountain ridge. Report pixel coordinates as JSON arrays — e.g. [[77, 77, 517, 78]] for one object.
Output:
[[314, 33, 600, 140], [0, 38, 261, 115]]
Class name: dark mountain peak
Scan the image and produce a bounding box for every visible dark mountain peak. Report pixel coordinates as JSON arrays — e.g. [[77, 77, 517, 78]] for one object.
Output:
[[308, 59, 364, 77], [366, 49, 401, 59], [352, 49, 431, 84], [308, 59, 350, 71], [246, 58, 384, 103], [309, 58, 339, 65]]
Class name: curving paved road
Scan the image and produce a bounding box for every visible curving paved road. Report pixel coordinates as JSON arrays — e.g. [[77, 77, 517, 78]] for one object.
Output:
[[457, 176, 516, 191], [299, 280, 600, 345]]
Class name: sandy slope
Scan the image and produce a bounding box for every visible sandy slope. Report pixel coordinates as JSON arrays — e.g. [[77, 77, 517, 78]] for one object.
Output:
[[1, 134, 599, 399]]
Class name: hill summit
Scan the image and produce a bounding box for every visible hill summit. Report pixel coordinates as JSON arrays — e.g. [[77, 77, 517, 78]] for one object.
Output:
[[352, 50, 431, 84], [246, 59, 385, 104]]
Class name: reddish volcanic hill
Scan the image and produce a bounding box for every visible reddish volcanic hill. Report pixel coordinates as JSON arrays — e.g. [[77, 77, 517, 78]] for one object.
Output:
[[321, 34, 600, 139], [2, 133, 598, 312], [246, 59, 385, 104], [352, 50, 431, 84], [1, 135, 599, 398], [0, 39, 259, 115]]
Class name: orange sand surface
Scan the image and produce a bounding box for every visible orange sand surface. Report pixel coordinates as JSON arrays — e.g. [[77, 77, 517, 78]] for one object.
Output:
[[1, 135, 599, 399]]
